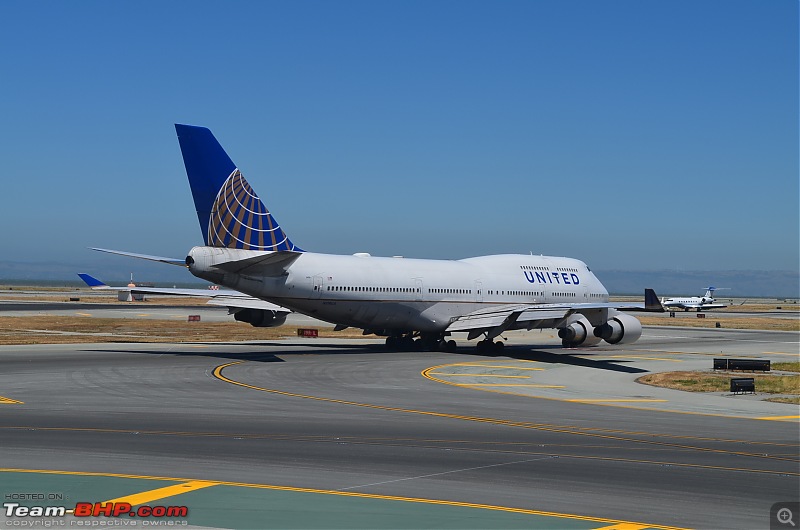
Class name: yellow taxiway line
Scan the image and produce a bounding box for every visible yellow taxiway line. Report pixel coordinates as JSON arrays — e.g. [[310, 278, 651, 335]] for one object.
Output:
[[0, 468, 688, 530], [104, 480, 218, 506]]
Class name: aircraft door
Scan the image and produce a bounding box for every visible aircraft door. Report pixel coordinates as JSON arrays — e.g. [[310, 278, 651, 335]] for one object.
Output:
[[414, 279, 423, 301], [312, 275, 323, 299], [474, 280, 483, 302]]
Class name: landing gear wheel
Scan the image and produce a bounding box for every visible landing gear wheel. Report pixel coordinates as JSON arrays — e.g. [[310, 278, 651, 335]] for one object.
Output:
[[476, 340, 493, 355], [438, 339, 457, 352]]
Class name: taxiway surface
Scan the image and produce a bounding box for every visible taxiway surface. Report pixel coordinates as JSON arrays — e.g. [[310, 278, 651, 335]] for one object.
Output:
[[0, 319, 797, 529]]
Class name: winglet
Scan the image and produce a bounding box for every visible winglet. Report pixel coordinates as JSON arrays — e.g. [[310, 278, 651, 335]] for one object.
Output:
[[78, 273, 108, 288], [174, 124, 302, 252]]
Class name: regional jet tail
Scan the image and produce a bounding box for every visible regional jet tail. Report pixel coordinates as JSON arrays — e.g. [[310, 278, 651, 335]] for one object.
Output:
[[661, 287, 729, 312], [95, 124, 662, 352], [77, 274, 291, 328]]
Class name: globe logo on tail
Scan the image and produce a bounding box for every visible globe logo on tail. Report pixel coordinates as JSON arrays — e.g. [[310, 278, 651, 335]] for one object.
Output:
[[208, 170, 297, 251]]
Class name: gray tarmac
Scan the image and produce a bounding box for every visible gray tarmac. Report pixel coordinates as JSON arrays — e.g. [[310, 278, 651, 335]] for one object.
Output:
[[0, 303, 798, 529]]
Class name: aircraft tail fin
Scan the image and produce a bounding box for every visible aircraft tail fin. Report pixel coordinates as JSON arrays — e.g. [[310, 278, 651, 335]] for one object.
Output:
[[174, 124, 302, 252], [644, 288, 664, 312], [78, 273, 109, 288]]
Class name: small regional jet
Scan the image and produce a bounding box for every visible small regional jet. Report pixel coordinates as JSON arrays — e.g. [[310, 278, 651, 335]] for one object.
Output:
[[94, 124, 663, 352], [661, 288, 729, 312], [77, 273, 292, 327]]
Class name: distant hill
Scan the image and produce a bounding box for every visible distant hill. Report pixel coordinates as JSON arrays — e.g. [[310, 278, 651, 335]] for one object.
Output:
[[1, 260, 797, 299], [0, 258, 197, 287], [596, 269, 799, 299]]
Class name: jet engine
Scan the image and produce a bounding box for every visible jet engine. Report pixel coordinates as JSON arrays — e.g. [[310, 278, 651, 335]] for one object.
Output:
[[233, 309, 287, 328], [593, 311, 642, 344], [558, 315, 602, 347]]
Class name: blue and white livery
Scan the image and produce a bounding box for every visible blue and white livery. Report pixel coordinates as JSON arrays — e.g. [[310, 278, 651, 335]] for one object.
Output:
[[97, 124, 663, 352]]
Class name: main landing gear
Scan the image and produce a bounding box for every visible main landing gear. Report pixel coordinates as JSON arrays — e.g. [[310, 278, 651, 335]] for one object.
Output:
[[476, 339, 505, 355], [384, 333, 505, 354]]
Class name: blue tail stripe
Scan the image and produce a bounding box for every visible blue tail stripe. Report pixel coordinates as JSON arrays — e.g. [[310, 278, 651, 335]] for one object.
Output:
[[175, 124, 302, 252], [175, 125, 236, 245]]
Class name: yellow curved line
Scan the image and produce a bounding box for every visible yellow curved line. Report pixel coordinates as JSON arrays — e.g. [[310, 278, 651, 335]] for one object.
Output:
[[427, 373, 530, 378], [422, 362, 800, 423], [213, 362, 799, 467]]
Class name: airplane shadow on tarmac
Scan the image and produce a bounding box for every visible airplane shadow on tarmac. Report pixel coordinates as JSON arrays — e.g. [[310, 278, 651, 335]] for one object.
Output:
[[83, 341, 647, 373], [455, 345, 649, 373], [81, 340, 388, 364]]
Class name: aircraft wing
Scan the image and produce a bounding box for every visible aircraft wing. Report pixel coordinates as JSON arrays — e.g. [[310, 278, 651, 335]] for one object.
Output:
[[446, 289, 663, 339], [447, 303, 558, 330], [77, 274, 289, 313]]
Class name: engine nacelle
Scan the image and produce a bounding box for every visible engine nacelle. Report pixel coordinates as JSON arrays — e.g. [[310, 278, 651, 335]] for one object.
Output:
[[593, 311, 642, 344], [233, 309, 287, 328], [558, 315, 602, 347]]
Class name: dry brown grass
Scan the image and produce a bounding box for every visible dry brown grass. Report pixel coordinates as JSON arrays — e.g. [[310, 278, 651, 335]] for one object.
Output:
[[0, 294, 211, 306], [637, 371, 800, 396], [0, 316, 370, 345], [720, 303, 800, 313], [637, 315, 799, 332], [767, 397, 800, 404], [773, 362, 800, 373]]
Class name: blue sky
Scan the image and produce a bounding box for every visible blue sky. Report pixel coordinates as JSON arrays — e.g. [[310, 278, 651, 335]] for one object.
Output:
[[1, 0, 797, 278]]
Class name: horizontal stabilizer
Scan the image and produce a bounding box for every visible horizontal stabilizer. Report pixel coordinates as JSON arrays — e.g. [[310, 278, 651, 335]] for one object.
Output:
[[92, 248, 187, 267], [77, 273, 291, 314]]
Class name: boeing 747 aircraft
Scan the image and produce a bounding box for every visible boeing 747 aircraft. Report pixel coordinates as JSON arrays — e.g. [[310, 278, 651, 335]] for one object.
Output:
[[95, 124, 663, 353]]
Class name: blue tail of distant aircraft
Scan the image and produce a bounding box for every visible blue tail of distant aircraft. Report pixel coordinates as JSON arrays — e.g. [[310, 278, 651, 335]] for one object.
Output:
[[174, 124, 302, 252], [77, 273, 107, 288]]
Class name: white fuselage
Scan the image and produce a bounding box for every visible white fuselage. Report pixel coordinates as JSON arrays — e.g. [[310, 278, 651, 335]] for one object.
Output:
[[662, 296, 725, 311], [187, 248, 609, 333]]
